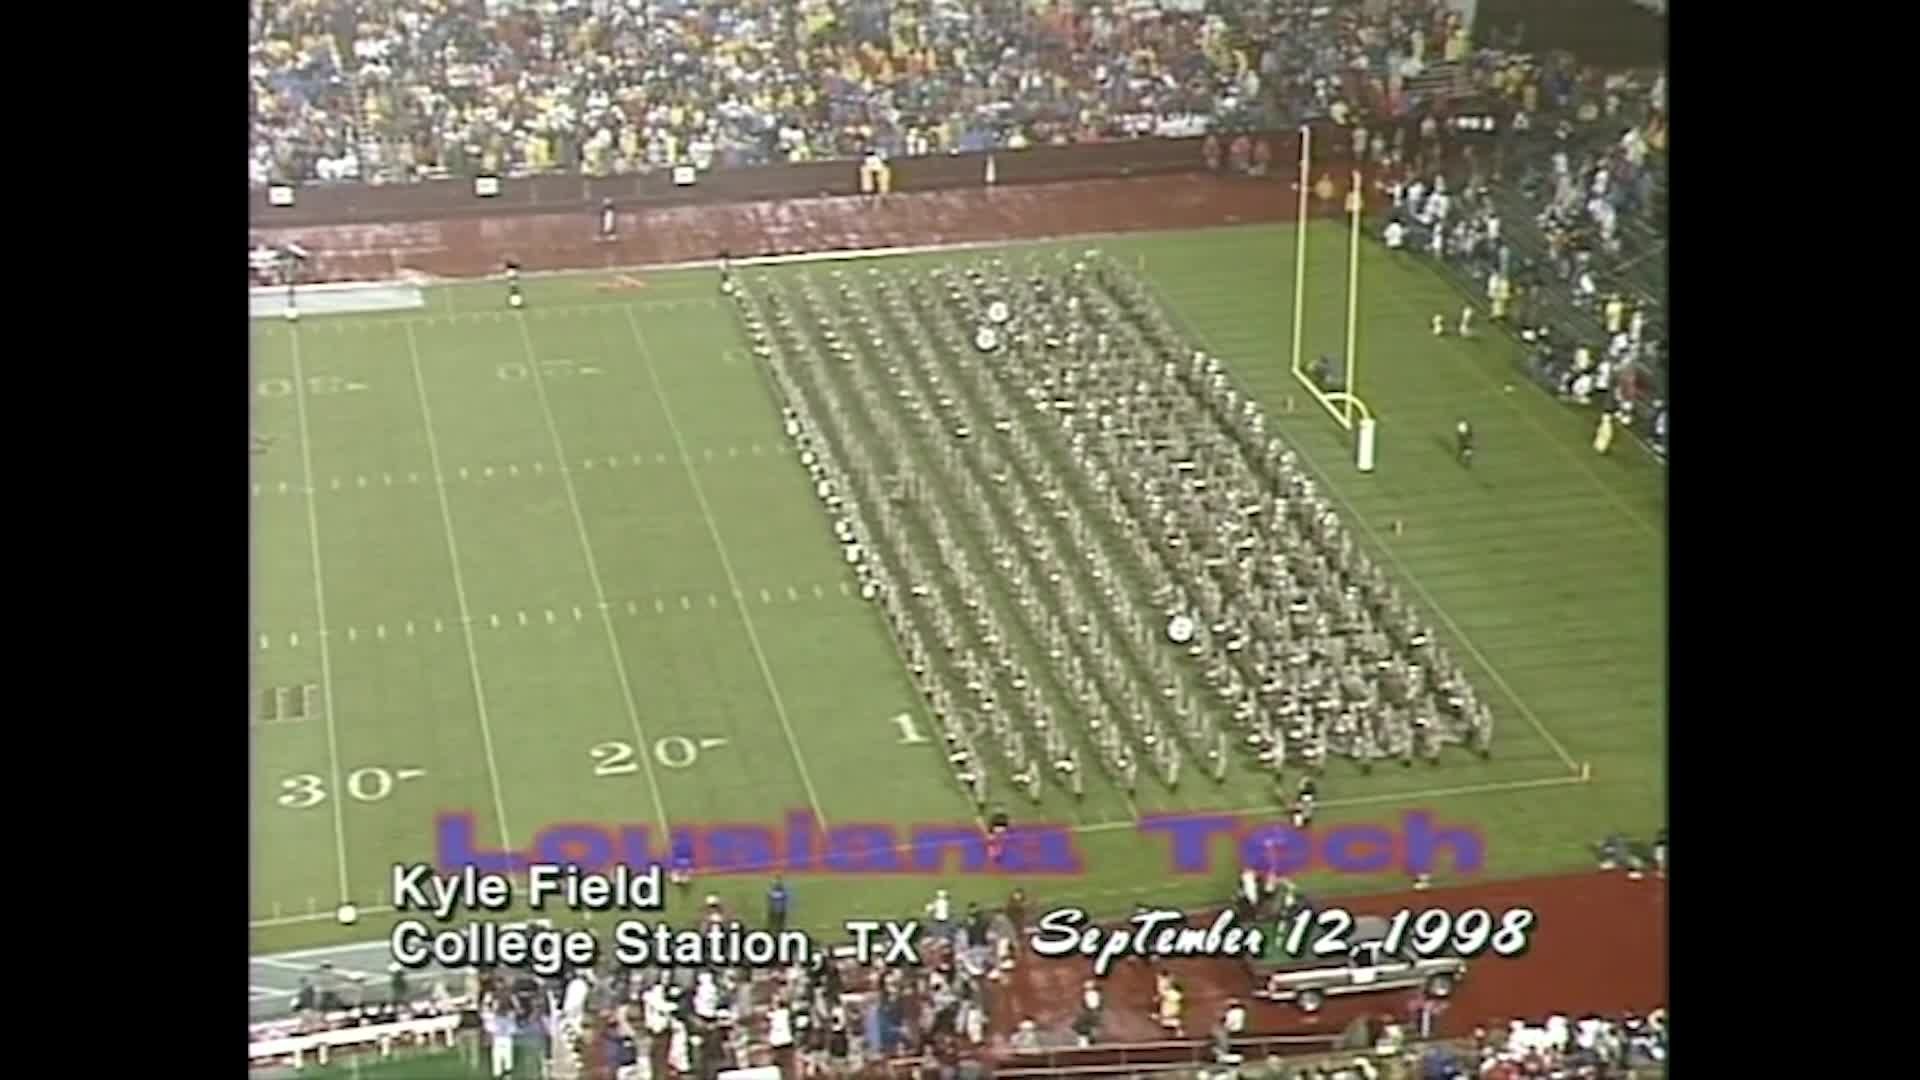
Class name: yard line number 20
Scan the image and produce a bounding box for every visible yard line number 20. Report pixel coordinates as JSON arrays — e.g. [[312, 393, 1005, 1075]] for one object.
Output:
[[591, 738, 701, 775]]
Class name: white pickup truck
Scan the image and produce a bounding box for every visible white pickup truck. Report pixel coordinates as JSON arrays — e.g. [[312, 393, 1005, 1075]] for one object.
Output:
[[1248, 914, 1467, 1014]]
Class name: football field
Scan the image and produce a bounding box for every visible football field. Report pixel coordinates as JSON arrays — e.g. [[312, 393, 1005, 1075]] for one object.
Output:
[[249, 222, 1665, 977]]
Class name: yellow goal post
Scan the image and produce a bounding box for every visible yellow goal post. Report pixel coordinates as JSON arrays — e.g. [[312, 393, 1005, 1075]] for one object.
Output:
[[1287, 126, 1378, 472]]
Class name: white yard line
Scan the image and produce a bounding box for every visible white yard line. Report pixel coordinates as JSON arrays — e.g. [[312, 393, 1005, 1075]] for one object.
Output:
[[270, 298, 721, 329], [286, 328, 354, 904], [255, 957, 385, 981], [404, 323, 517, 852], [1147, 281, 1584, 778], [251, 903, 397, 930], [250, 905, 398, 931], [513, 314, 674, 837], [621, 306, 832, 829], [1070, 771, 1589, 835]]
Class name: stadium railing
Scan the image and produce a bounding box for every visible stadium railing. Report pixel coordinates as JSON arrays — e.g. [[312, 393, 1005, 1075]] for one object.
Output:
[[247, 1012, 462, 1068], [988, 1033, 1347, 1076]]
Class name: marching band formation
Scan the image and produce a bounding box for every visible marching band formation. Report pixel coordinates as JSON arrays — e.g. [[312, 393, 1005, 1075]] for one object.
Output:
[[729, 251, 1496, 813]]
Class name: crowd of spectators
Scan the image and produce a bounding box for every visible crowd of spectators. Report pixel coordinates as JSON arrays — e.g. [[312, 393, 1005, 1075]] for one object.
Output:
[[250, 890, 1667, 1080], [545, 888, 1014, 1078], [1379, 58, 1667, 458], [1139, 1007, 1669, 1079], [1298, 1008, 1668, 1079], [249, 0, 1479, 185]]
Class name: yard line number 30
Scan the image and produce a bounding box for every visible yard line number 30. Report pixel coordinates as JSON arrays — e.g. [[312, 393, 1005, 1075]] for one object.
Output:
[[276, 768, 407, 808]]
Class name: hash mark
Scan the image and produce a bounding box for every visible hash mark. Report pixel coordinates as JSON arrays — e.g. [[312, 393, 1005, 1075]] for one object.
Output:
[[545, 610, 557, 625], [627, 600, 638, 615], [489, 614, 500, 628], [382, 473, 393, 486], [408, 472, 420, 484], [572, 606, 583, 622], [484, 466, 495, 478], [259, 634, 270, 650], [289, 632, 300, 647], [518, 611, 528, 626], [509, 465, 520, 477], [605, 457, 617, 469], [330, 478, 341, 490], [347, 627, 357, 642], [583, 459, 594, 470], [680, 596, 691, 611], [655, 453, 667, 465], [839, 582, 851, 596], [405, 621, 415, 636], [459, 467, 469, 480], [655, 598, 665, 614], [533, 462, 545, 475], [812, 584, 825, 599], [729, 447, 738, 458], [707, 594, 718, 608], [760, 588, 772, 604], [703, 448, 714, 462], [787, 586, 799, 601], [632, 454, 645, 466], [433, 618, 444, 633], [278, 481, 289, 494], [376, 624, 387, 640], [752, 444, 765, 456], [356, 476, 367, 488], [252, 483, 261, 497]]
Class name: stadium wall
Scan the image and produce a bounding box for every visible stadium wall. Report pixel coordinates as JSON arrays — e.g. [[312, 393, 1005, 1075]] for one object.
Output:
[[254, 123, 1413, 230]]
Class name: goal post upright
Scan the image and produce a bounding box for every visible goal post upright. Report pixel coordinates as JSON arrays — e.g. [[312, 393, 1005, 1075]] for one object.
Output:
[[1344, 167, 1362, 431], [1286, 128, 1376, 468], [1290, 125, 1311, 383]]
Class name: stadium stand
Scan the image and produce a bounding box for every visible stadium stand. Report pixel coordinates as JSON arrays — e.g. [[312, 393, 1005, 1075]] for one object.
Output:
[[249, 0, 1478, 184]]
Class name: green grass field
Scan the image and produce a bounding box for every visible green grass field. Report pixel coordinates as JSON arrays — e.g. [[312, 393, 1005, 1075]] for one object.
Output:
[[249, 222, 1664, 983]]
